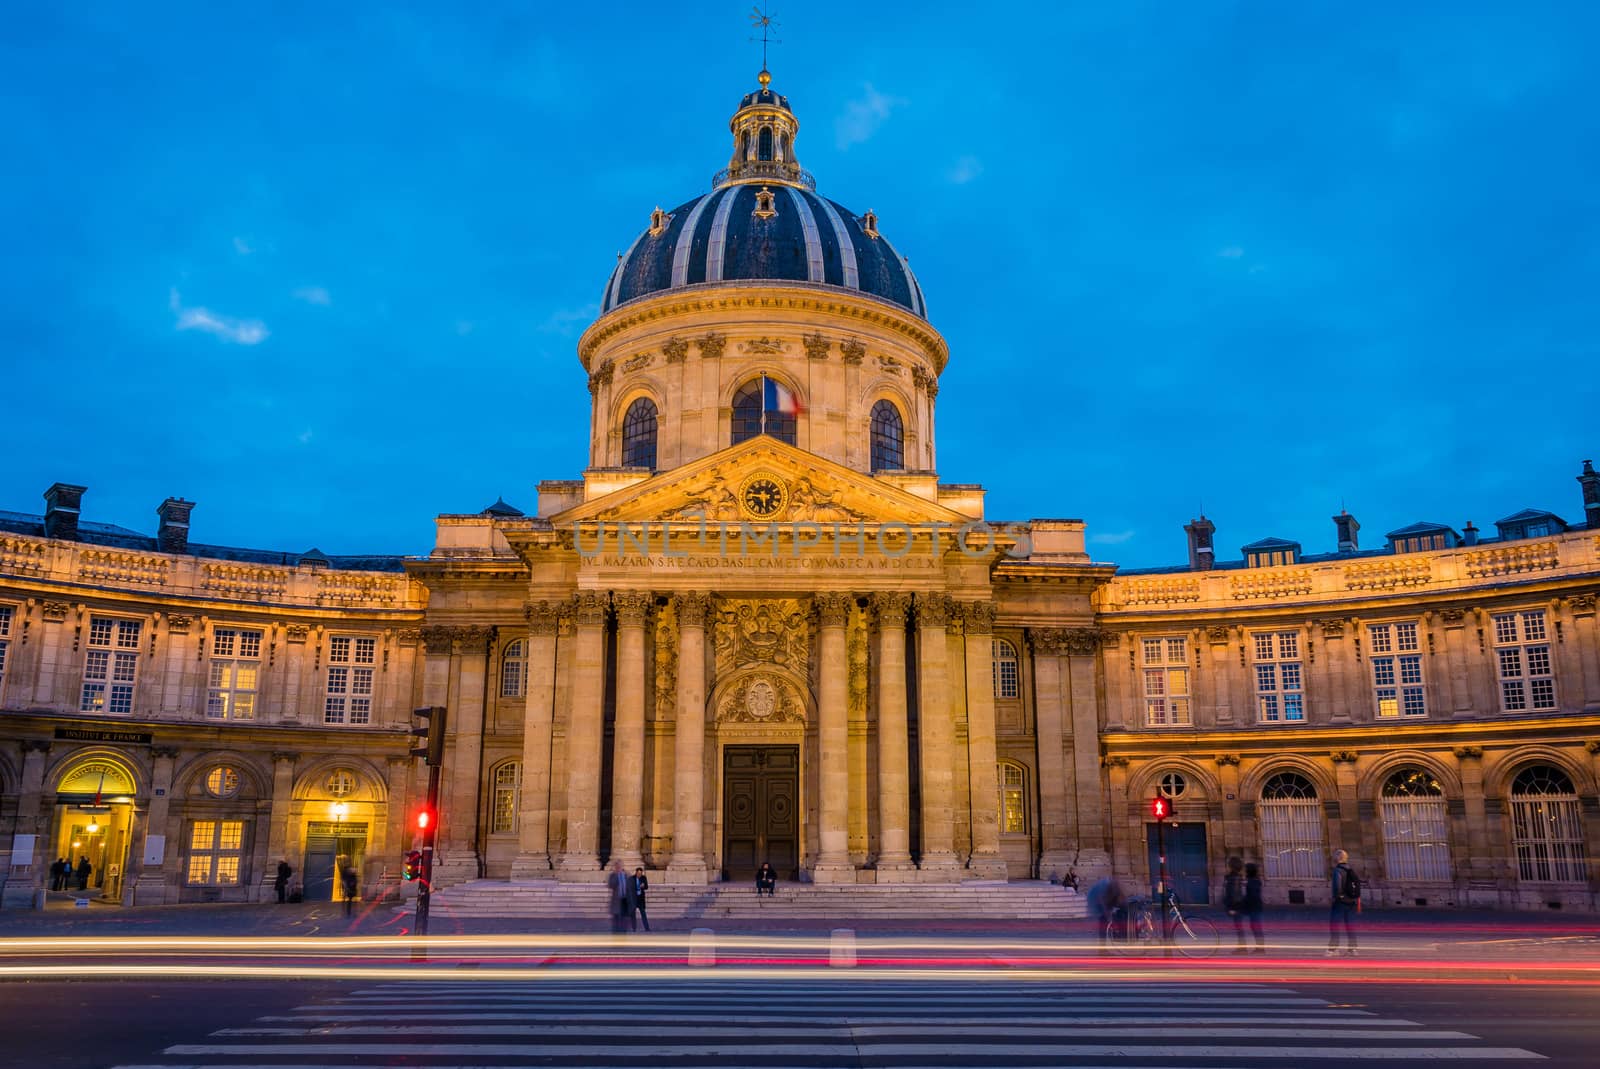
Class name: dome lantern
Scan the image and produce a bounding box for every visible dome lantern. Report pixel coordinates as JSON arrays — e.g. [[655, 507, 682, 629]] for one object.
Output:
[[713, 69, 814, 192]]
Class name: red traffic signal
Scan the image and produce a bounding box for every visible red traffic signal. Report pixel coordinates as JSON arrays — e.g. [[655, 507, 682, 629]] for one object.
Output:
[[1150, 795, 1171, 822], [416, 808, 433, 831], [402, 850, 423, 881]]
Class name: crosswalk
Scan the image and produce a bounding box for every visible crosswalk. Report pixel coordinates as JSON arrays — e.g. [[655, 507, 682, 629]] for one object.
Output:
[[108, 976, 1545, 1066]]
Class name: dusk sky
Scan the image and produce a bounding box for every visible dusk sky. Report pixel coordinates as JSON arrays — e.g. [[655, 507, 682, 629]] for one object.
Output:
[[5, 2, 1596, 568]]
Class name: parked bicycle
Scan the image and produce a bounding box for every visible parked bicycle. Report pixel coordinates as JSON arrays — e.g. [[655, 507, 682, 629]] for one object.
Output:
[[1106, 890, 1218, 957]]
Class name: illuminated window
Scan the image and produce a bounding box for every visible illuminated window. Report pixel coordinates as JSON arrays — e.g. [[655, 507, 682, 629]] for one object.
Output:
[[731, 378, 796, 446], [1141, 637, 1191, 726], [207, 627, 261, 720], [991, 639, 1019, 699], [1380, 769, 1450, 881], [324, 635, 376, 725], [325, 769, 357, 798], [501, 639, 527, 698], [1251, 630, 1304, 723], [622, 397, 658, 470], [1159, 772, 1188, 798], [1510, 765, 1586, 883], [492, 761, 521, 833], [0, 604, 12, 698], [997, 761, 1026, 834], [1369, 622, 1426, 719], [187, 820, 246, 885], [81, 617, 142, 714], [204, 766, 240, 798], [869, 399, 904, 472], [1258, 772, 1324, 879], [1493, 610, 1556, 712]]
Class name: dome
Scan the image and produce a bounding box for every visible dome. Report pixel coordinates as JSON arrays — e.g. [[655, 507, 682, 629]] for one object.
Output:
[[601, 186, 927, 318]]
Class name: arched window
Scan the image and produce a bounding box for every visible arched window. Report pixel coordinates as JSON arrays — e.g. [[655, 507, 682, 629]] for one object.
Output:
[[1510, 765, 1586, 883], [870, 399, 904, 471], [742, 129, 752, 160], [758, 126, 774, 161], [992, 639, 1018, 699], [730, 379, 796, 446], [491, 761, 521, 833], [622, 397, 658, 470], [1380, 768, 1450, 881], [997, 761, 1027, 834], [500, 639, 526, 699], [1258, 771, 1324, 879]]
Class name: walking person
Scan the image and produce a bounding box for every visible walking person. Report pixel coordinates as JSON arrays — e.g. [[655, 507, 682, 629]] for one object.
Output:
[[606, 860, 631, 933], [1223, 857, 1248, 954], [1327, 849, 1361, 956], [75, 856, 92, 891], [274, 859, 293, 904], [1243, 862, 1266, 953], [630, 867, 651, 932], [1085, 874, 1125, 953], [49, 858, 65, 891], [338, 857, 359, 917]]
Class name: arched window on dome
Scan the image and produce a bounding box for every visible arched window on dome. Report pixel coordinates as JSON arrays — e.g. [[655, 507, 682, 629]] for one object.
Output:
[[742, 129, 752, 161], [622, 398, 658, 470], [870, 399, 905, 472], [758, 126, 774, 161], [779, 132, 790, 162], [731, 379, 796, 446]]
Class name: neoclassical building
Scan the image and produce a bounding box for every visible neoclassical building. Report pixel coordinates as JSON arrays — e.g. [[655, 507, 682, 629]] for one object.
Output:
[[2, 70, 1598, 911]]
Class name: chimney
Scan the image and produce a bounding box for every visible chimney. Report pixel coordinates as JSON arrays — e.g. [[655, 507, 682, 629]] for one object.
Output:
[[157, 497, 194, 554], [42, 482, 87, 541], [1333, 510, 1360, 552], [1579, 459, 1600, 530], [1462, 520, 1479, 546], [1184, 515, 1216, 571]]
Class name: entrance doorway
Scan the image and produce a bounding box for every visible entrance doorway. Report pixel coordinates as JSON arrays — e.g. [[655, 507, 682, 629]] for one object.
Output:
[[303, 821, 368, 902], [722, 745, 798, 880], [51, 757, 138, 901], [1146, 821, 1210, 904]]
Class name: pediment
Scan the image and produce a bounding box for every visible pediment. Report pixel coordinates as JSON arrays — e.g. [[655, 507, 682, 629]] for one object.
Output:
[[552, 437, 972, 528]]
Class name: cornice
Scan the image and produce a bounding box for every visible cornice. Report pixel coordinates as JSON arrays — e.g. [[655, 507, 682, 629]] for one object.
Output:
[[1101, 712, 1600, 755]]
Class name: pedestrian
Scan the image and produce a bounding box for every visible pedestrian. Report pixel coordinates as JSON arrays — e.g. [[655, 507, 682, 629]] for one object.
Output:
[[1243, 862, 1266, 953], [755, 862, 777, 897], [606, 860, 630, 933], [1085, 874, 1125, 953], [1223, 856, 1247, 954], [1062, 867, 1079, 892], [274, 859, 293, 904], [630, 867, 651, 932], [338, 857, 359, 917], [49, 858, 65, 891], [1327, 849, 1360, 956], [75, 856, 92, 891]]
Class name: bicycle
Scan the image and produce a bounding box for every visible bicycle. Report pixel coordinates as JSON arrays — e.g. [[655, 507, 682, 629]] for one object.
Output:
[[1106, 891, 1219, 957]]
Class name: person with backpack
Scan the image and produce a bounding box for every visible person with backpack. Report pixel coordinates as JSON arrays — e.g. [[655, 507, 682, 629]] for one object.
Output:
[[1327, 849, 1361, 956], [1223, 857, 1248, 954]]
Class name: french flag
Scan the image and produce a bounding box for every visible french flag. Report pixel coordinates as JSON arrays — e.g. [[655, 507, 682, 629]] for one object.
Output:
[[763, 375, 804, 417]]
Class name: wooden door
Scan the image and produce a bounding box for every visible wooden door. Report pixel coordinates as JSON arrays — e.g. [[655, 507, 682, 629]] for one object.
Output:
[[722, 745, 798, 879]]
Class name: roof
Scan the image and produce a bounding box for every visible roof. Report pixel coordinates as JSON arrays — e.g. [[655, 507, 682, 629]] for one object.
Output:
[[1495, 508, 1564, 526], [1240, 536, 1301, 552], [1385, 520, 1458, 539]]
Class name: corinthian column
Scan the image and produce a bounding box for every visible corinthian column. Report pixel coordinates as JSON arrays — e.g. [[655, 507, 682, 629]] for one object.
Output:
[[960, 601, 1007, 879], [813, 592, 854, 882], [610, 591, 651, 872], [667, 592, 710, 883], [872, 593, 914, 879], [915, 594, 959, 875], [557, 591, 608, 876], [512, 600, 563, 877]]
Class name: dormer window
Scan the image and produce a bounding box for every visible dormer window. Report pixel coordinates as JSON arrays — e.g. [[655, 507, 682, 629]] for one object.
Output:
[[753, 186, 777, 220], [862, 209, 879, 239], [1386, 523, 1458, 553], [648, 206, 669, 236], [1242, 538, 1300, 568]]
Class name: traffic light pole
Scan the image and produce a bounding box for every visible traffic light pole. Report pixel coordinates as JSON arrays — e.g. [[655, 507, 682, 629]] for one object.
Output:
[[415, 760, 441, 937], [1155, 815, 1172, 950]]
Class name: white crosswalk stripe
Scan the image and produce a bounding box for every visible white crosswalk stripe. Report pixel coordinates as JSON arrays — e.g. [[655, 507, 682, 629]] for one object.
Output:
[[106, 977, 1546, 1067]]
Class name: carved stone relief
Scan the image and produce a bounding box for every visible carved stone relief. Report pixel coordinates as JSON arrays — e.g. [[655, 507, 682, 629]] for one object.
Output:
[[803, 332, 830, 360], [713, 598, 810, 678], [718, 672, 805, 724]]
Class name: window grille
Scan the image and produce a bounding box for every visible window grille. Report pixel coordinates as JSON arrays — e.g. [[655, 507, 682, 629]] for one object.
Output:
[[1510, 765, 1586, 883], [1258, 772, 1324, 879], [1380, 768, 1450, 881]]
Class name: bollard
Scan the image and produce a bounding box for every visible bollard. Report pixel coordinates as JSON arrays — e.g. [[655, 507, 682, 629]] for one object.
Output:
[[829, 927, 856, 968], [689, 926, 716, 967]]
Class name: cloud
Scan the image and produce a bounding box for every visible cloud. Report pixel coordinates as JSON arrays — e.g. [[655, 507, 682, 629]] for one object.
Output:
[[1089, 529, 1137, 545], [538, 302, 599, 335], [233, 236, 254, 255], [1217, 246, 1245, 259], [947, 155, 984, 185], [297, 428, 314, 444], [169, 288, 269, 345], [293, 286, 331, 306], [835, 84, 902, 149]]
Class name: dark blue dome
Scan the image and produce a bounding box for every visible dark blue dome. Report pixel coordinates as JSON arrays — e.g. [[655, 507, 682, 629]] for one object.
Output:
[[601, 186, 927, 319]]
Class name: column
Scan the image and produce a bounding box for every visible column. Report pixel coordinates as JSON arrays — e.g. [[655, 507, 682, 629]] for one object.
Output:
[[872, 593, 914, 878], [1441, 609, 1474, 715], [960, 601, 1006, 878], [132, 746, 179, 905], [1331, 752, 1362, 865], [1030, 628, 1074, 878], [846, 602, 870, 866], [558, 591, 608, 876], [260, 751, 298, 898], [1215, 753, 1243, 860], [1453, 745, 1496, 892], [813, 592, 854, 882], [512, 600, 562, 877], [1064, 628, 1110, 877], [1104, 755, 1133, 880], [610, 591, 651, 872], [7, 741, 51, 905], [667, 592, 710, 882], [914, 594, 959, 875], [439, 626, 492, 884]]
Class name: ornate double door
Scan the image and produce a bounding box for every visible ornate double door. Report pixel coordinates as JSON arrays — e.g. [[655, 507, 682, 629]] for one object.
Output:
[[722, 745, 798, 880]]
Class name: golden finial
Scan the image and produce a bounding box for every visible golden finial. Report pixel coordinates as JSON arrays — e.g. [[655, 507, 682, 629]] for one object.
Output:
[[758, 69, 772, 88]]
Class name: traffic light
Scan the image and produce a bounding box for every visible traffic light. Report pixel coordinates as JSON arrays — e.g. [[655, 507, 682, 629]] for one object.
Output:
[[416, 807, 433, 832], [1150, 795, 1171, 822], [411, 706, 447, 766], [402, 850, 422, 881]]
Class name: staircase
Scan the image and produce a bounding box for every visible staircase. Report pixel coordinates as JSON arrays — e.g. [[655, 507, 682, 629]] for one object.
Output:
[[417, 879, 1084, 921]]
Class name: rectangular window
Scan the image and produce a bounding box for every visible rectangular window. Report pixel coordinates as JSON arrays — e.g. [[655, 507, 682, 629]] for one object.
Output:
[[992, 640, 1019, 700], [0, 604, 12, 698], [186, 819, 246, 884], [997, 763, 1026, 834], [324, 635, 377, 725], [1141, 636, 1191, 726], [1259, 798, 1325, 879], [207, 628, 262, 720], [1252, 630, 1304, 723], [81, 617, 142, 714], [1493, 610, 1556, 712], [1370, 622, 1426, 719], [492, 763, 520, 833]]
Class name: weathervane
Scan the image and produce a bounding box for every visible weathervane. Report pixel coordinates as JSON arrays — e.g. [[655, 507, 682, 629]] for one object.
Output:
[[749, 4, 780, 71]]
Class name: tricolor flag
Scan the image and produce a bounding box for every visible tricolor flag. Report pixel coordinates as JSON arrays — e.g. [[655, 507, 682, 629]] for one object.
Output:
[[762, 375, 804, 418]]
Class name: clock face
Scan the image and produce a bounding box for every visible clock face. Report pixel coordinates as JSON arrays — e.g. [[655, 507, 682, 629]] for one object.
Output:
[[739, 473, 788, 518]]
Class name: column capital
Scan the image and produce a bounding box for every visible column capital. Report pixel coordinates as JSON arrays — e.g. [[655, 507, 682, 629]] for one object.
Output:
[[870, 591, 911, 628], [1062, 627, 1102, 656], [676, 591, 711, 628], [150, 745, 180, 761], [270, 751, 300, 766], [455, 625, 495, 654], [572, 591, 609, 627], [1568, 593, 1597, 616], [958, 601, 995, 635], [524, 599, 565, 635], [1457, 745, 1487, 760], [1030, 627, 1067, 655], [1214, 752, 1241, 767], [422, 625, 457, 655], [814, 592, 852, 628], [614, 591, 652, 626], [1330, 749, 1360, 764], [913, 593, 951, 629], [21, 739, 51, 755]]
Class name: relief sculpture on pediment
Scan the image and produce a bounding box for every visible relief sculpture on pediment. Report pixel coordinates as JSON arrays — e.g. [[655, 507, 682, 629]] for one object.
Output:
[[718, 672, 805, 724], [789, 476, 864, 523], [667, 475, 742, 521], [714, 598, 810, 678]]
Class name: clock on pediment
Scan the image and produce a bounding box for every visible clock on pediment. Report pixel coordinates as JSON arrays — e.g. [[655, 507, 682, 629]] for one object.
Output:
[[737, 471, 789, 519]]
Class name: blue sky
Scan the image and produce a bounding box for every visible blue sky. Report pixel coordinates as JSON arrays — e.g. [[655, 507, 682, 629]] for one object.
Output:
[[3, 2, 1596, 567]]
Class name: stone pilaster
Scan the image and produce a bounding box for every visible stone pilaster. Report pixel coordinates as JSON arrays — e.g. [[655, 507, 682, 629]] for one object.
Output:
[[557, 592, 608, 876], [872, 593, 914, 878], [260, 751, 298, 900], [1030, 627, 1074, 878], [1215, 753, 1243, 860], [666, 592, 711, 882], [960, 601, 1006, 879], [1453, 745, 1496, 892], [1331, 750, 1362, 858], [132, 746, 179, 905], [511, 600, 563, 877], [914, 594, 958, 875], [441, 625, 493, 883], [1439, 609, 1473, 715], [1063, 627, 1110, 878], [3, 741, 51, 904], [813, 592, 854, 882], [610, 591, 651, 872], [1567, 595, 1599, 709]]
